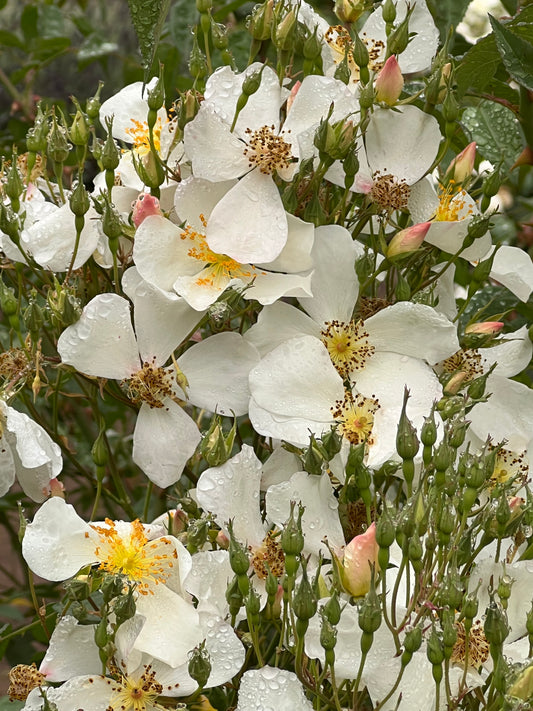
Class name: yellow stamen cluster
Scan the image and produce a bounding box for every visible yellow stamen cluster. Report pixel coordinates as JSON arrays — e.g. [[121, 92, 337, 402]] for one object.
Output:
[[321, 319, 375, 378], [102, 664, 174, 711], [8, 663, 46, 701], [243, 125, 293, 175], [250, 530, 285, 579], [332, 391, 380, 446], [180, 215, 261, 287], [442, 349, 484, 382], [324, 26, 385, 83], [122, 358, 175, 409], [434, 181, 473, 222], [91, 519, 177, 595], [370, 172, 411, 214], [490, 447, 529, 488], [125, 118, 162, 156], [451, 620, 490, 668]]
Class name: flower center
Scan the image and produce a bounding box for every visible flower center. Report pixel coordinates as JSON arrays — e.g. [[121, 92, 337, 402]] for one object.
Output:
[[250, 531, 285, 579], [243, 125, 293, 175], [441, 349, 484, 382], [8, 663, 46, 701], [106, 666, 166, 711], [433, 181, 473, 222], [450, 620, 490, 668], [489, 448, 528, 488], [321, 320, 375, 378], [331, 391, 380, 446], [181, 215, 260, 286], [122, 360, 176, 409], [324, 25, 385, 84], [370, 172, 411, 213], [91, 519, 177, 595], [125, 118, 162, 156]]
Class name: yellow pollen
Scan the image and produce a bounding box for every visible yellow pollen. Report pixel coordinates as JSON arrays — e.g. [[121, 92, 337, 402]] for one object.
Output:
[[370, 172, 410, 214], [91, 519, 177, 595], [106, 666, 166, 711], [250, 531, 285, 579], [125, 118, 162, 156], [321, 320, 375, 378], [180, 215, 262, 287], [451, 620, 490, 668], [332, 391, 380, 446], [243, 125, 293, 175], [442, 349, 484, 382], [433, 181, 473, 222], [122, 358, 176, 409]]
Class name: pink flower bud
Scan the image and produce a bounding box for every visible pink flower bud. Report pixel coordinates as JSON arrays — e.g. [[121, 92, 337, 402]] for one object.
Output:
[[464, 321, 504, 335], [340, 522, 379, 597], [46, 478, 65, 499], [387, 222, 430, 258], [445, 142, 476, 185], [286, 81, 301, 114], [132, 193, 162, 227], [375, 56, 404, 106]]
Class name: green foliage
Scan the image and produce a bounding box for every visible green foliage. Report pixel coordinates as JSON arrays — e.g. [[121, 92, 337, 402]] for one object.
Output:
[[461, 99, 523, 169]]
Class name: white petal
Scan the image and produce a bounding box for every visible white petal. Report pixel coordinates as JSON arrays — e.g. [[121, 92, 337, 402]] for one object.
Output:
[[134, 586, 203, 666], [24, 675, 116, 711], [249, 335, 344, 421], [490, 245, 533, 302], [99, 79, 163, 142], [267, 471, 345, 555], [236, 667, 314, 711], [197, 445, 266, 545], [206, 171, 288, 263], [184, 105, 250, 180], [133, 214, 196, 293], [40, 616, 101, 681], [131, 278, 205, 365], [244, 271, 313, 305], [468, 375, 533, 451], [22, 204, 100, 271], [22, 497, 96, 581], [200, 614, 245, 687], [185, 550, 233, 618], [361, 0, 438, 74], [260, 444, 301, 490], [300, 224, 362, 323], [244, 301, 318, 357], [256, 213, 314, 273], [365, 302, 460, 364], [426, 219, 492, 261], [480, 326, 532, 378], [354, 352, 443, 468], [204, 63, 283, 135], [249, 396, 329, 446], [180, 332, 260, 416], [174, 175, 238, 228], [58, 293, 140, 379], [132, 401, 201, 487], [0, 440, 15, 497], [365, 106, 441, 185]]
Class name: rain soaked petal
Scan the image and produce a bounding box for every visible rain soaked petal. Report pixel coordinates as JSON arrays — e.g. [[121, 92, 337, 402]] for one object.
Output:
[[235, 667, 314, 711]]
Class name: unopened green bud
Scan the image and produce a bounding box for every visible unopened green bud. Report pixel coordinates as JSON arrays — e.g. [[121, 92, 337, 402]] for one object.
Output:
[[247, 0, 274, 41], [442, 91, 459, 123], [438, 572, 463, 610], [101, 574, 124, 603], [304, 433, 326, 475], [5, 156, 23, 203], [69, 179, 90, 217], [177, 90, 200, 131], [273, 8, 297, 51], [281, 502, 305, 558], [462, 214, 491, 247], [404, 625, 422, 655], [102, 199, 122, 241], [466, 367, 492, 400], [376, 505, 396, 549], [86, 81, 104, 120], [187, 517, 210, 553], [396, 389, 419, 460], [91, 424, 109, 468], [227, 521, 249, 577], [322, 427, 342, 459], [465, 457, 486, 489], [47, 114, 71, 164], [508, 663, 533, 702], [386, 9, 412, 57], [69, 99, 90, 146], [382, 0, 397, 24], [353, 31, 369, 69], [320, 611, 337, 660], [484, 600, 508, 647], [448, 419, 469, 449], [246, 585, 261, 625], [226, 575, 244, 620], [102, 118, 120, 172], [188, 640, 211, 689], [437, 395, 464, 420], [26, 103, 49, 153], [408, 533, 423, 572], [303, 26, 322, 61], [335, 0, 366, 24], [211, 22, 228, 50], [462, 592, 479, 621], [147, 67, 165, 113], [200, 414, 236, 467], [189, 36, 208, 81], [0, 281, 18, 318], [427, 626, 445, 666], [323, 591, 342, 626], [94, 614, 109, 649], [497, 573, 513, 608], [359, 79, 374, 110], [358, 582, 381, 638], [482, 169, 501, 199], [293, 564, 317, 622], [65, 578, 90, 601], [334, 51, 352, 85], [442, 609, 457, 658]]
